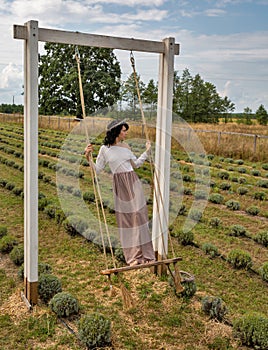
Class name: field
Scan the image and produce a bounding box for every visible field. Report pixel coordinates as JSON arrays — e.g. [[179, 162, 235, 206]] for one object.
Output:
[[0, 119, 267, 350]]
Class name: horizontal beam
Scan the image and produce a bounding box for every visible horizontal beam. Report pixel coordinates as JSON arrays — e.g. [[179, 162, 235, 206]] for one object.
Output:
[[13, 24, 180, 55]]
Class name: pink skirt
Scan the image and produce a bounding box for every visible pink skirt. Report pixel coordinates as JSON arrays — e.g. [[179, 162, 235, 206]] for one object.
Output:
[[113, 171, 155, 265]]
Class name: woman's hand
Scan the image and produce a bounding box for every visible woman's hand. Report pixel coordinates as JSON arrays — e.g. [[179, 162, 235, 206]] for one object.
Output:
[[85, 143, 94, 160]]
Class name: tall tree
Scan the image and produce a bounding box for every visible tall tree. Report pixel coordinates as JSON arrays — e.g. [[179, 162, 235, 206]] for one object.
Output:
[[173, 68, 235, 123], [243, 107, 253, 125], [256, 104, 268, 125], [143, 79, 158, 119], [173, 69, 193, 120], [39, 43, 121, 116], [121, 72, 145, 119]]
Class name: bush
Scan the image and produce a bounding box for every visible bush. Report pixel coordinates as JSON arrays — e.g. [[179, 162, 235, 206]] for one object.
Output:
[[6, 182, 15, 190], [9, 244, 24, 265], [253, 231, 268, 247], [177, 204, 187, 216], [83, 229, 97, 242], [183, 188, 192, 195], [0, 226, 7, 239], [78, 313, 111, 349], [225, 199, 240, 211], [44, 204, 58, 219], [217, 171, 229, 180], [194, 190, 208, 200], [259, 262, 268, 282], [233, 313, 268, 349], [175, 230, 194, 245], [231, 176, 238, 182], [227, 249, 252, 269], [63, 215, 89, 236], [251, 169, 261, 176], [219, 182, 231, 191], [0, 235, 17, 253], [181, 278, 197, 298], [208, 193, 224, 204], [169, 271, 196, 298], [189, 209, 202, 222], [235, 159, 244, 165], [246, 206, 260, 216], [202, 243, 219, 258], [238, 177, 246, 184], [114, 247, 125, 262], [254, 191, 266, 201], [49, 292, 79, 318], [18, 262, 52, 280], [237, 167, 247, 174], [83, 192, 95, 202], [261, 163, 268, 170], [228, 224, 247, 237], [209, 217, 222, 228], [170, 181, 178, 191], [182, 174, 192, 182], [0, 178, 8, 187], [12, 187, 23, 196], [38, 274, 62, 303], [237, 186, 248, 195], [257, 180, 268, 188], [201, 296, 228, 322]]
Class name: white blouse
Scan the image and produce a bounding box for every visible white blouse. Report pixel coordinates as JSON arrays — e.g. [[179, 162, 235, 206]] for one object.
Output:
[[94, 144, 148, 174]]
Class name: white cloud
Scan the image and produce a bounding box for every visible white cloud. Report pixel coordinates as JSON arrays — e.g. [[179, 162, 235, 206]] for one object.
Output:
[[85, 0, 166, 5], [0, 63, 23, 92], [204, 8, 226, 16]]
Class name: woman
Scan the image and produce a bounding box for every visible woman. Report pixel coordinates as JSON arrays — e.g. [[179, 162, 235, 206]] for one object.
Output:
[[85, 119, 155, 266]]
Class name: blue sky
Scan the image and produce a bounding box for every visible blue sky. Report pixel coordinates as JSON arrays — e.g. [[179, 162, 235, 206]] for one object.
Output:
[[0, 0, 267, 112]]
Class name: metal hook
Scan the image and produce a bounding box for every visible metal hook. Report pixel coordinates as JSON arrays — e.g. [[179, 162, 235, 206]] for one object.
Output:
[[130, 50, 135, 68]]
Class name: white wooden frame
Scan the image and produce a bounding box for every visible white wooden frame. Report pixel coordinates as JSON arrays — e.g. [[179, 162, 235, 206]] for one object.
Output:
[[14, 20, 179, 305]]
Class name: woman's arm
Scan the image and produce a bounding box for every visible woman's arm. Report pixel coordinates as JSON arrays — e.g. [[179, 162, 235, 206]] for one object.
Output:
[[85, 144, 107, 174], [130, 141, 151, 168]]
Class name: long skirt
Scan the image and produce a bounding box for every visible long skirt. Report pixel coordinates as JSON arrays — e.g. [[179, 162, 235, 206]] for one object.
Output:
[[113, 171, 155, 265]]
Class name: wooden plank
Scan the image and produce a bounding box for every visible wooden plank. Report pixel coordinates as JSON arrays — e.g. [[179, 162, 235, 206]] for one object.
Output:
[[13, 24, 180, 55], [100, 257, 182, 275]]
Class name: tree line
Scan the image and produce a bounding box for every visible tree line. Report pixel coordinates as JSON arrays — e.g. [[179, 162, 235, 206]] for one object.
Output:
[[1, 44, 267, 125]]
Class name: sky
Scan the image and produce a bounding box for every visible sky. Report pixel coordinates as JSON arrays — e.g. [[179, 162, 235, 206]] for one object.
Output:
[[0, 0, 268, 112]]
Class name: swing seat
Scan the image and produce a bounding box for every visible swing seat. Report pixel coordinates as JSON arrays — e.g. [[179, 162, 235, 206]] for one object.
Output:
[[100, 256, 182, 276]]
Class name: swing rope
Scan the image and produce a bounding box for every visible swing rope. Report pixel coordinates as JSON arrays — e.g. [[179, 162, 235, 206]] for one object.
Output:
[[75, 46, 116, 270]]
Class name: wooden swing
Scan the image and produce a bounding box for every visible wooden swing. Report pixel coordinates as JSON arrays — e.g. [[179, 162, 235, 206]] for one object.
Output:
[[75, 47, 184, 295]]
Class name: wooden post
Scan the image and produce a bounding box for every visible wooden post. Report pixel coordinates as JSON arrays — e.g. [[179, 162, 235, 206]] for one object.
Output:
[[218, 132, 221, 146], [253, 135, 257, 154], [23, 20, 39, 305], [152, 38, 176, 274]]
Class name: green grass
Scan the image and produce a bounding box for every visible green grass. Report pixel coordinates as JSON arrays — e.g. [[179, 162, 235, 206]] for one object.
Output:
[[1, 121, 267, 349]]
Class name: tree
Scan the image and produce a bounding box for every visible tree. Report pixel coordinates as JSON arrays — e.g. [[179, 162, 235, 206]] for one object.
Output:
[[256, 104, 268, 126], [143, 79, 158, 119], [243, 107, 253, 125], [173, 69, 193, 120], [121, 72, 145, 119], [173, 68, 235, 123], [39, 43, 121, 116]]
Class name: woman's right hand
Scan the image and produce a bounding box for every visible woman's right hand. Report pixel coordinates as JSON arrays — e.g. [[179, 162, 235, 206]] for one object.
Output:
[[85, 143, 94, 160]]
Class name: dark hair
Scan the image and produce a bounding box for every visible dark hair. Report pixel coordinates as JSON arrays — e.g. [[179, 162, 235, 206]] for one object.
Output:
[[103, 120, 129, 146]]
